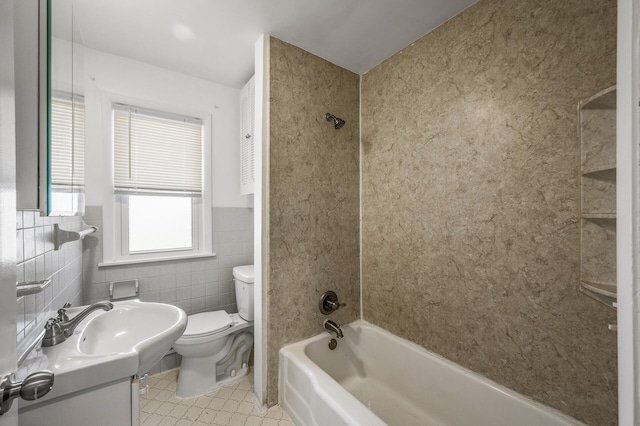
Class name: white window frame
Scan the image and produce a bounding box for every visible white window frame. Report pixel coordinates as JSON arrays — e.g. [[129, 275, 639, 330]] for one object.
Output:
[[117, 193, 202, 261], [99, 96, 213, 266]]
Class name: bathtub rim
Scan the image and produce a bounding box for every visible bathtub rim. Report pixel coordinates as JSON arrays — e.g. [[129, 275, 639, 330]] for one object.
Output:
[[279, 319, 586, 426]]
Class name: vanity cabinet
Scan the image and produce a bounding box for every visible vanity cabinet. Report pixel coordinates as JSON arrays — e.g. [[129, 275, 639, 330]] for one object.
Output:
[[579, 86, 616, 309], [19, 378, 133, 426]]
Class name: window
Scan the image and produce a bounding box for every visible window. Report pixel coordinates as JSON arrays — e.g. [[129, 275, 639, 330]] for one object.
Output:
[[50, 93, 85, 214], [108, 103, 211, 262]]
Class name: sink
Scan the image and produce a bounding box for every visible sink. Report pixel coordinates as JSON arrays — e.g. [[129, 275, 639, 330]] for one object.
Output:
[[77, 300, 187, 375], [18, 300, 186, 423]]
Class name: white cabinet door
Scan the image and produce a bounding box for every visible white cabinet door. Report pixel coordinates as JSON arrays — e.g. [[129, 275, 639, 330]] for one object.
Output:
[[240, 76, 255, 195]]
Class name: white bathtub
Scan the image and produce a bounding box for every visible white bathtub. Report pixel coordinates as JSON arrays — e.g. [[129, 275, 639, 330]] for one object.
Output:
[[279, 321, 584, 426]]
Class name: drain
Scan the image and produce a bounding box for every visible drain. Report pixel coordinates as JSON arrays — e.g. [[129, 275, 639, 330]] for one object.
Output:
[[328, 339, 337, 350]]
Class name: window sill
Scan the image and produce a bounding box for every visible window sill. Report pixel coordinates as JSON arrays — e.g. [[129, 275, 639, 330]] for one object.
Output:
[[98, 252, 216, 268]]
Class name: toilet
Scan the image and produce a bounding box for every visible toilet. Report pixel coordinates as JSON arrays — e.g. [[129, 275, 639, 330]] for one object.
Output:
[[173, 265, 254, 398]]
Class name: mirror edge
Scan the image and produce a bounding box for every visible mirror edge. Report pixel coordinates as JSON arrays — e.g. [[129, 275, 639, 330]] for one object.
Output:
[[37, 0, 50, 216]]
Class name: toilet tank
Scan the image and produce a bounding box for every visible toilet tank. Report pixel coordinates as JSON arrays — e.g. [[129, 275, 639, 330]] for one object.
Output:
[[232, 265, 254, 321]]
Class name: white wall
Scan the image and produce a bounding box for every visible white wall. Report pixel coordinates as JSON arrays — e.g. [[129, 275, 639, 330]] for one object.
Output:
[[616, 0, 640, 424], [61, 40, 251, 208]]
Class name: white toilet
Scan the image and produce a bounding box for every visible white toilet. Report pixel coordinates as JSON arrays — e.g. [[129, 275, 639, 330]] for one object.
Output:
[[174, 265, 254, 398]]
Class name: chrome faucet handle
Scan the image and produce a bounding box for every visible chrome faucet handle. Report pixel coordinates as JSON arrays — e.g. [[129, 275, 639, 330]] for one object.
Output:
[[56, 302, 71, 322], [319, 291, 346, 315], [42, 318, 66, 347]]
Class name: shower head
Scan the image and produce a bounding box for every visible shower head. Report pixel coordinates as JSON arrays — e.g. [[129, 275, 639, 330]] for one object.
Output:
[[325, 113, 346, 130]]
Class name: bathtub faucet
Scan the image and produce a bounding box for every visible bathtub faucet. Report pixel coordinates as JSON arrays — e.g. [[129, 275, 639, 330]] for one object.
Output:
[[323, 319, 343, 339]]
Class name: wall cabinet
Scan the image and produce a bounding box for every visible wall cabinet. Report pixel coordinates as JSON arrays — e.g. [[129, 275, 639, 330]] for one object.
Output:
[[240, 76, 255, 195], [579, 86, 616, 309]]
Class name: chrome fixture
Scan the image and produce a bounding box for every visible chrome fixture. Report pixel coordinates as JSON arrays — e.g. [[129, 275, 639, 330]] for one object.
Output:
[[42, 301, 113, 347], [16, 279, 52, 297], [319, 291, 345, 315], [323, 319, 343, 339], [54, 222, 98, 250], [0, 371, 54, 414], [328, 339, 338, 350], [325, 113, 345, 129], [56, 302, 72, 322]]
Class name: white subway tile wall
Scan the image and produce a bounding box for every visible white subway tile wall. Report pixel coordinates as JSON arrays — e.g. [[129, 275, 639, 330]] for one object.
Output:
[[16, 210, 84, 355], [82, 206, 254, 316]]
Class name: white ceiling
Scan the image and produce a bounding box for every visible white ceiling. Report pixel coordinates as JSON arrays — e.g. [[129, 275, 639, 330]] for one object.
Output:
[[59, 0, 478, 89]]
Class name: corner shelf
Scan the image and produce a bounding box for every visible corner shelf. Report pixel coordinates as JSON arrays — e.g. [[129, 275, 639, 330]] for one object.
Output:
[[582, 166, 616, 181], [579, 85, 616, 310]]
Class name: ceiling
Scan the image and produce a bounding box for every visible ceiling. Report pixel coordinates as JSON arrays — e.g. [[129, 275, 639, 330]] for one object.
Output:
[[58, 0, 478, 89]]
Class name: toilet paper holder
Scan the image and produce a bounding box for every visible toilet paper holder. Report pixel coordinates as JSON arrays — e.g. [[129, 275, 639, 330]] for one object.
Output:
[[109, 280, 139, 301]]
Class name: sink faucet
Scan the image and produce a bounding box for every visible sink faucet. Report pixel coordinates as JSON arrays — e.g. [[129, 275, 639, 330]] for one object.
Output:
[[323, 319, 343, 339], [42, 301, 114, 347]]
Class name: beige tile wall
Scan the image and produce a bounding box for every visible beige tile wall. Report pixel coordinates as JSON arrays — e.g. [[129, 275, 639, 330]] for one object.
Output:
[[267, 38, 360, 405], [361, 0, 617, 424]]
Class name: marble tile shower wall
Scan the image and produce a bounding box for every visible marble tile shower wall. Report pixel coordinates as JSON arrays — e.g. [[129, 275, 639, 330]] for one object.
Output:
[[16, 211, 84, 354], [82, 206, 253, 316]]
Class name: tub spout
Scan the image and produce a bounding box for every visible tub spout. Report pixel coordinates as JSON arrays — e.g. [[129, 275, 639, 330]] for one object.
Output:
[[323, 319, 343, 339]]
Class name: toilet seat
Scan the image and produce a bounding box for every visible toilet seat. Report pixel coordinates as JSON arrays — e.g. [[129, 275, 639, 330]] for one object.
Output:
[[181, 311, 233, 339]]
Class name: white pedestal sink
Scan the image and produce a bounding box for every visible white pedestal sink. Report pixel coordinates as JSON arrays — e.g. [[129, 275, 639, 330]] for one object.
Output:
[[18, 300, 187, 426], [77, 300, 187, 375]]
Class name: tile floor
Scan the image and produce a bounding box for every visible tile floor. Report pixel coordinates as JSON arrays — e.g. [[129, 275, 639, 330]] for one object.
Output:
[[140, 370, 294, 426]]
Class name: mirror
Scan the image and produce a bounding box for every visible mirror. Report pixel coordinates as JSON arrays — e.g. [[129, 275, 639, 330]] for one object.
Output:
[[40, 0, 85, 216]]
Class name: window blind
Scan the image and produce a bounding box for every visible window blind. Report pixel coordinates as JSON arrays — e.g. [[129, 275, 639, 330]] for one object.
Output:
[[113, 104, 203, 194], [50, 95, 85, 187]]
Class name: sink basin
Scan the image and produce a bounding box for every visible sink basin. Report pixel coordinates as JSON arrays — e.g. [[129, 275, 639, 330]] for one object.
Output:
[[18, 300, 186, 412], [78, 300, 187, 375]]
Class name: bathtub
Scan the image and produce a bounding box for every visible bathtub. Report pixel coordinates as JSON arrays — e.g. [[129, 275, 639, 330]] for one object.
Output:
[[279, 321, 584, 426]]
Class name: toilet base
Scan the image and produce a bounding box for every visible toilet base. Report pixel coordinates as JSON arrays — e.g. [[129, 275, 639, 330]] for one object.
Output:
[[175, 329, 253, 399]]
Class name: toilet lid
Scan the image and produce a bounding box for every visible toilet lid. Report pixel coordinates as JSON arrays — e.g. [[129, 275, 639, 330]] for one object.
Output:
[[183, 311, 233, 338]]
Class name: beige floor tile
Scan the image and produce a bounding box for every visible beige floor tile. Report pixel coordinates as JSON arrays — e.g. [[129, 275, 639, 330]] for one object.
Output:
[[249, 405, 267, 417], [213, 410, 232, 425], [236, 380, 252, 391], [237, 401, 254, 415], [245, 416, 263, 426], [169, 404, 189, 418], [142, 413, 165, 426], [184, 406, 204, 421], [193, 395, 213, 409], [142, 400, 163, 414], [216, 387, 233, 399], [196, 409, 217, 423], [158, 416, 179, 426], [156, 389, 175, 402], [143, 369, 295, 426], [208, 397, 226, 411], [221, 399, 239, 413], [156, 402, 178, 416], [229, 389, 247, 401], [265, 406, 284, 420]]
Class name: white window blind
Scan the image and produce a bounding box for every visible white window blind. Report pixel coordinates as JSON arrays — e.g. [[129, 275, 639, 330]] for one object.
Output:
[[50, 95, 85, 187], [113, 104, 203, 194]]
